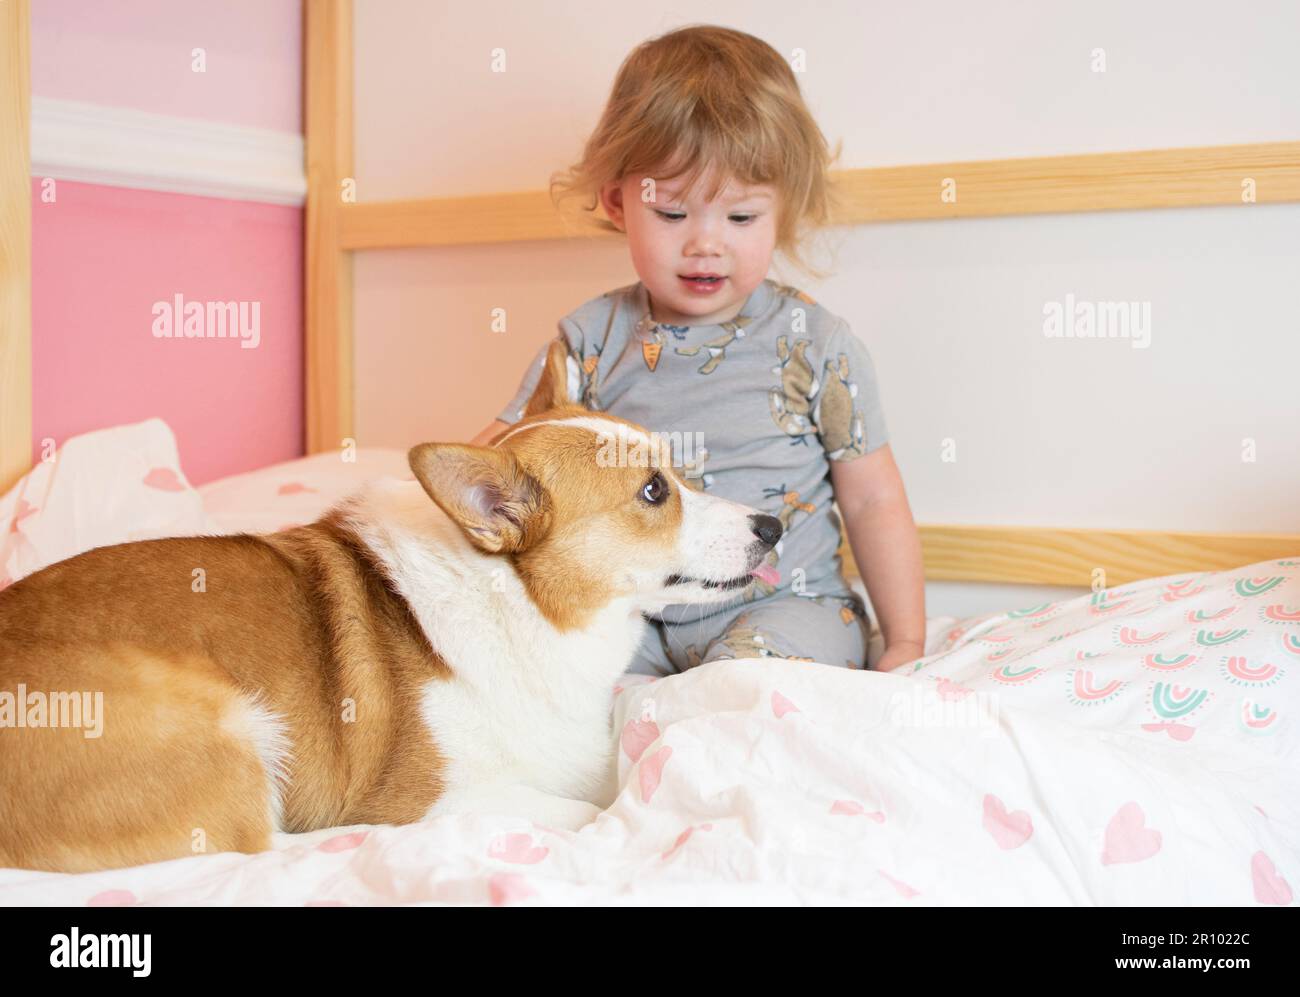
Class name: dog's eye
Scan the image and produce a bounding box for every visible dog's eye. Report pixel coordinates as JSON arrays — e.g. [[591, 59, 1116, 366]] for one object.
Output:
[[641, 472, 669, 505]]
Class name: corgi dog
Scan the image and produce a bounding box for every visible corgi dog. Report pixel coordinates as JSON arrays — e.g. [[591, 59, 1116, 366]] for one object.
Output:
[[0, 339, 783, 872]]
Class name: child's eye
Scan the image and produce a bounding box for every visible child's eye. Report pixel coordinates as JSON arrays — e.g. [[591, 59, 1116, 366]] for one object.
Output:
[[652, 210, 758, 224]]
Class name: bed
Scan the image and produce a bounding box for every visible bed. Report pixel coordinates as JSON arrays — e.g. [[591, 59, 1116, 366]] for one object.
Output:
[[0, 2, 1297, 904], [0, 418, 1296, 905]]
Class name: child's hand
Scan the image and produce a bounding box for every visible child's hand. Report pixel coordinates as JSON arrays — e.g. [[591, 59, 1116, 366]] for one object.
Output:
[[874, 640, 925, 672]]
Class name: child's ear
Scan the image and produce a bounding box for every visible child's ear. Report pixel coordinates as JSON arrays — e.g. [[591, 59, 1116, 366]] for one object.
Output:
[[521, 337, 578, 418], [598, 179, 627, 232], [407, 443, 551, 554]]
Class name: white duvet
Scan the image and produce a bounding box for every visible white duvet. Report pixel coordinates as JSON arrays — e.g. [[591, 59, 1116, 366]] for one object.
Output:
[[1, 420, 1296, 905]]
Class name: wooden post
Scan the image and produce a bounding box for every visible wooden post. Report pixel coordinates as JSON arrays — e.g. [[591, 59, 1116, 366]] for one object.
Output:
[[0, 0, 31, 495], [304, 0, 354, 454]]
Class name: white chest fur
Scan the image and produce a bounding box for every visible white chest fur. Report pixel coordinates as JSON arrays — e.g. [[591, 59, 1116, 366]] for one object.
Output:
[[342, 480, 643, 816]]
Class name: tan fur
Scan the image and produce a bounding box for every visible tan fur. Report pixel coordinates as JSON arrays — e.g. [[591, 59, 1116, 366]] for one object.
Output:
[[494, 415, 686, 633], [448, 345, 693, 635], [0, 516, 450, 871]]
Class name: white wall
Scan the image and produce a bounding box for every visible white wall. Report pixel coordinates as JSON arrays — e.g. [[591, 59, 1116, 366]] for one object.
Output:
[[351, 0, 1300, 618]]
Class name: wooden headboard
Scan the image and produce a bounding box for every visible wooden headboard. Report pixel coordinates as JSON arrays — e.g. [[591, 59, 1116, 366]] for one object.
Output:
[[3, 0, 1297, 586]]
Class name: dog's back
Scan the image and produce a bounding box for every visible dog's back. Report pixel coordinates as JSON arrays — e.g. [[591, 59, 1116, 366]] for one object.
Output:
[[0, 515, 449, 871]]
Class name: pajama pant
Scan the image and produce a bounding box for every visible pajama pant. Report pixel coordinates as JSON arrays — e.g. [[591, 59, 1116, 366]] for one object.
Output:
[[627, 585, 873, 676]]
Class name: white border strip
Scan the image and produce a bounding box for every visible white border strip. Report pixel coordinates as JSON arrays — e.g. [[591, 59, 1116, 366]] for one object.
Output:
[[31, 97, 305, 206]]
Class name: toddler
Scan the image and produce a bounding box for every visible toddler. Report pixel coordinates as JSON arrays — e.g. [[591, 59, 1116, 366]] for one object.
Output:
[[473, 25, 925, 674]]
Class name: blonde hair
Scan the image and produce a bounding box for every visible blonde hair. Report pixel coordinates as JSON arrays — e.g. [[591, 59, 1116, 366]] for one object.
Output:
[[549, 24, 844, 281]]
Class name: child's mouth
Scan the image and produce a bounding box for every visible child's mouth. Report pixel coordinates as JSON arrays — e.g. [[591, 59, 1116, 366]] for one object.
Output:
[[680, 275, 726, 293]]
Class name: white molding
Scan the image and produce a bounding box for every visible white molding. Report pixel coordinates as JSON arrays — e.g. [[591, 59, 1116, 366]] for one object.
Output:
[[31, 97, 306, 206]]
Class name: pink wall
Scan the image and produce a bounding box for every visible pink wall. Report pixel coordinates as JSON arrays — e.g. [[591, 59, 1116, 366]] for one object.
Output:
[[31, 181, 302, 487], [32, 0, 301, 132], [30, 1, 303, 486]]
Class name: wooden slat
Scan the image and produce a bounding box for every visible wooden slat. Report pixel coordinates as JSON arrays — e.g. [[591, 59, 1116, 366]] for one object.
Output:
[[0, 1, 31, 496], [336, 141, 1300, 249], [304, 0, 354, 453], [340, 189, 616, 249], [833, 141, 1300, 223], [839, 524, 1300, 588]]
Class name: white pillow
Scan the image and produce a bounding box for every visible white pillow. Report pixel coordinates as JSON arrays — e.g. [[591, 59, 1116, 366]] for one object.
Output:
[[0, 417, 212, 588]]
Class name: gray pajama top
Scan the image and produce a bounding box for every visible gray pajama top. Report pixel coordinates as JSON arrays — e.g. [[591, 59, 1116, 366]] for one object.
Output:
[[496, 277, 890, 625]]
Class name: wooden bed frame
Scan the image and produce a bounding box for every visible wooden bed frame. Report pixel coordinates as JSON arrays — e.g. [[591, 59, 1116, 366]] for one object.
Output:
[[3, 0, 1297, 586]]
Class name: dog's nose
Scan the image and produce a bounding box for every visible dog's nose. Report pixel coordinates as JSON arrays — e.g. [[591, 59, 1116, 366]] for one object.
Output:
[[749, 513, 783, 547]]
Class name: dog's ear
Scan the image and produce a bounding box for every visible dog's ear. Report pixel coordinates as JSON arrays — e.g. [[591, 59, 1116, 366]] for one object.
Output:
[[521, 337, 578, 418], [408, 443, 550, 554]]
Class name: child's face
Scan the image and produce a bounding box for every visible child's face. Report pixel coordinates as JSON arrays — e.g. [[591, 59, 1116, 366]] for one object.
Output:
[[600, 165, 778, 326]]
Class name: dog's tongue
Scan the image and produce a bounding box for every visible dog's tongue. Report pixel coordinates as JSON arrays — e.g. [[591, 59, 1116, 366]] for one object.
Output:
[[750, 563, 780, 585]]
